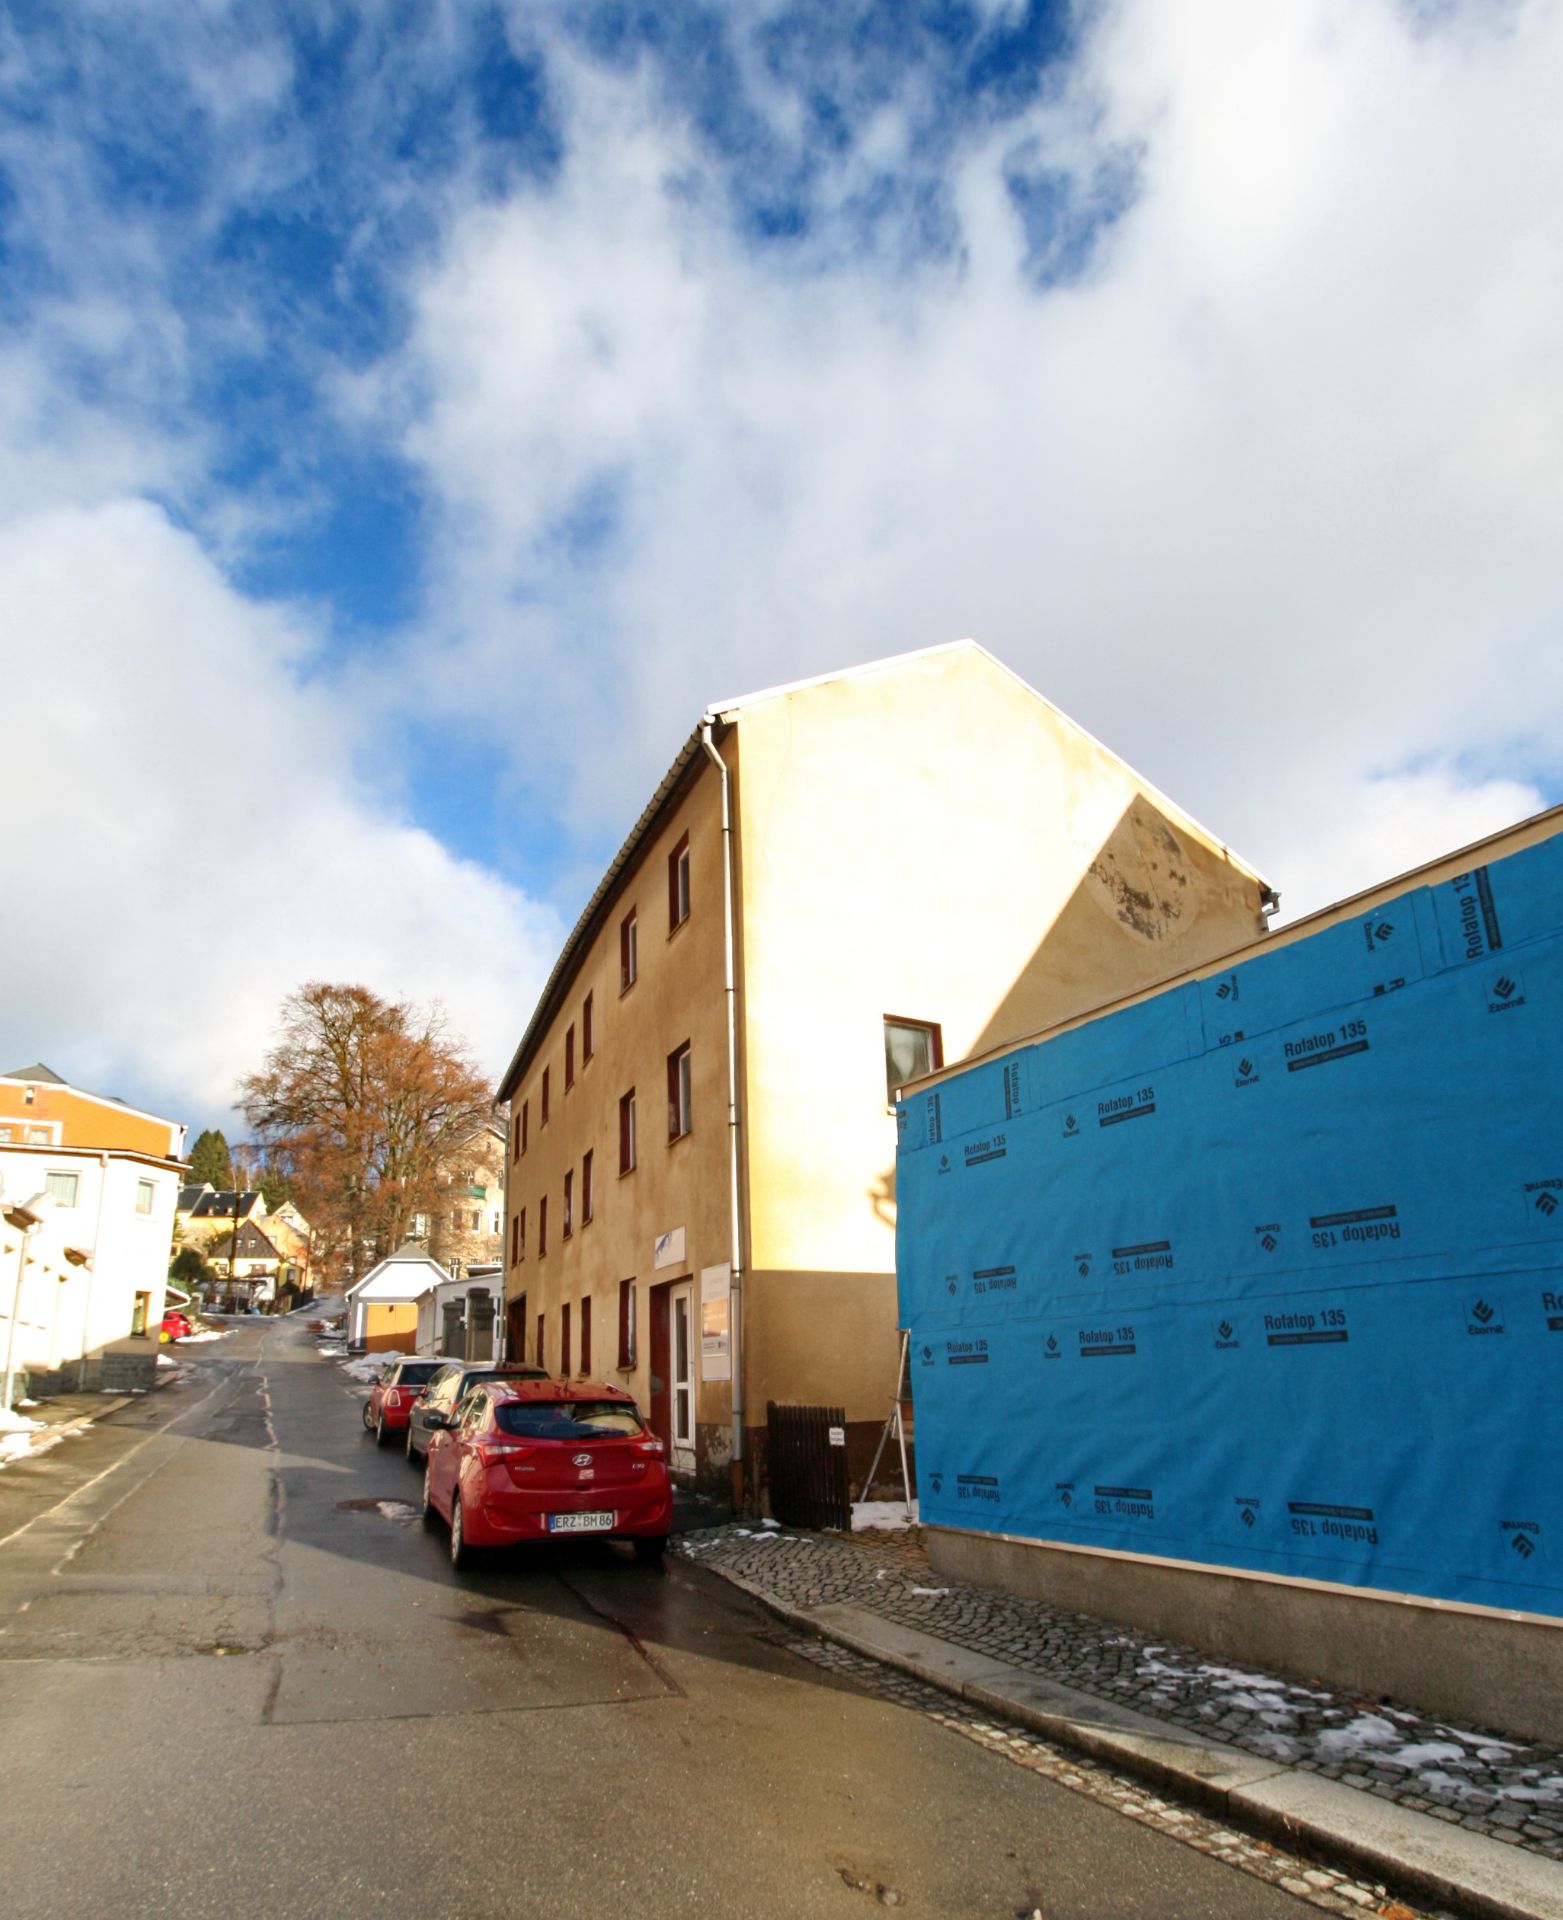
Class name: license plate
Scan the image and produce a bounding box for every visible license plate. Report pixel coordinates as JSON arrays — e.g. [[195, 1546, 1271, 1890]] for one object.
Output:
[[548, 1511, 615, 1533]]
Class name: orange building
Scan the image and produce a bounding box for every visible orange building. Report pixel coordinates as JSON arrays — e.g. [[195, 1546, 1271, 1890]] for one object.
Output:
[[0, 1062, 186, 1159]]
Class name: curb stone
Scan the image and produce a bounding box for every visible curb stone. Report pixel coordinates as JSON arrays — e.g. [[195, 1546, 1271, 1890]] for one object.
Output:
[[697, 1561, 1563, 1920]]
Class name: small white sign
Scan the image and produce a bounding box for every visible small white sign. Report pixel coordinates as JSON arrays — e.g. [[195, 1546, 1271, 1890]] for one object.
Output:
[[828, 1426, 846, 1448], [653, 1226, 686, 1270]]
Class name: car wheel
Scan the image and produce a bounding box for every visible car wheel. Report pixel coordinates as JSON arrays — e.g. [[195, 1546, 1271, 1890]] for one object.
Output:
[[421, 1462, 439, 1530], [405, 1423, 418, 1464], [362, 1402, 375, 1434], [633, 1534, 668, 1564], [449, 1493, 471, 1570], [375, 1414, 389, 1447]]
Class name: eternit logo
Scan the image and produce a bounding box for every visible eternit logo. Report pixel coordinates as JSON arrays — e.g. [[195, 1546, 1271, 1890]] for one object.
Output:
[[1237, 1058, 1254, 1078], [1493, 975, 1516, 1000], [1471, 1299, 1495, 1325], [1218, 1320, 1233, 1340], [1513, 1534, 1535, 1561], [1216, 981, 1234, 1001], [1045, 1334, 1058, 1354], [1372, 920, 1394, 943], [1241, 1508, 1256, 1530], [1260, 1233, 1277, 1253], [1059, 1489, 1072, 1508], [930, 1472, 943, 1495], [1539, 1192, 1559, 1218], [1063, 1113, 1079, 1135]]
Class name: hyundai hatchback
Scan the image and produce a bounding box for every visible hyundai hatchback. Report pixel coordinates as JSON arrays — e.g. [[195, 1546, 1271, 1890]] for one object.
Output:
[[422, 1380, 671, 1569]]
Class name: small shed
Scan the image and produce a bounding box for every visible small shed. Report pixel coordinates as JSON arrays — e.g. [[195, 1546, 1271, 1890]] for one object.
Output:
[[415, 1265, 502, 1363], [345, 1244, 448, 1353]]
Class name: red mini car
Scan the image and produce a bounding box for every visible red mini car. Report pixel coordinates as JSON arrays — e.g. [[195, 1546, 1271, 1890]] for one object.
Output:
[[422, 1379, 672, 1568], [363, 1359, 445, 1446], [160, 1310, 191, 1342]]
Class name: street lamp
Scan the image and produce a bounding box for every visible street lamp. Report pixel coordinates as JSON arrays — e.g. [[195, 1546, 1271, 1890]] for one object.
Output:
[[3, 1193, 52, 1413]]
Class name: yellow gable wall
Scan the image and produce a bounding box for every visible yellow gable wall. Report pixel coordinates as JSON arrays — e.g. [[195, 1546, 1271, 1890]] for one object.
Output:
[[0, 1082, 179, 1158], [363, 1303, 420, 1353], [731, 645, 1267, 1422]]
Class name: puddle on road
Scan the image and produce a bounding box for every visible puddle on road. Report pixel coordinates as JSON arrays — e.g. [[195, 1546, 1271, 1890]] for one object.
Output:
[[335, 1497, 420, 1522]]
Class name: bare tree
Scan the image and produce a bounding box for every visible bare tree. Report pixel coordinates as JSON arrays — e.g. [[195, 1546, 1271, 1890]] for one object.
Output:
[[239, 983, 494, 1284]]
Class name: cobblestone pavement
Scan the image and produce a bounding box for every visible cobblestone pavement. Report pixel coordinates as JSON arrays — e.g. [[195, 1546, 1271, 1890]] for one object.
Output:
[[677, 1522, 1563, 1866], [789, 1636, 1457, 1920]]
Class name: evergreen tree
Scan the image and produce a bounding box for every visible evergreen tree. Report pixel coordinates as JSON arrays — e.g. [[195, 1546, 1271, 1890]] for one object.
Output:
[[188, 1128, 232, 1189]]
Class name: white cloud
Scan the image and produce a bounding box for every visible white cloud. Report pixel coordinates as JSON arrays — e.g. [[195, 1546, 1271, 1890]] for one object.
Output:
[[384, 0, 1563, 901], [0, 501, 563, 1128]]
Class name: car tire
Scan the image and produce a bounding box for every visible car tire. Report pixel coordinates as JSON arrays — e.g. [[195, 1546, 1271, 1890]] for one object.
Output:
[[633, 1534, 668, 1564], [421, 1462, 439, 1530], [375, 1414, 389, 1447], [362, 1402, 375, 1435], [405, 1423, 419, 1465], [449, 1493, 471, 1570]]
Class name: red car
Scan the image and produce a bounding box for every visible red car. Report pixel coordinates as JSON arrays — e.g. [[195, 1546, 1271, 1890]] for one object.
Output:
[[363, 1359, 445, 1446], [160, 1310, 191, 1341], [421, 1379, 672, 1568]]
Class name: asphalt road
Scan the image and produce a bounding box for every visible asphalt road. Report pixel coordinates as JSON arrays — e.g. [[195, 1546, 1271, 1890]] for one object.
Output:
[[0, 1320, 1332, 1919]]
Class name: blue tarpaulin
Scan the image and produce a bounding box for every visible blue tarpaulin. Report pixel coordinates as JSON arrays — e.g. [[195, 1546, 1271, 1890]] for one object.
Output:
[[895, 833, 1563, 1616]]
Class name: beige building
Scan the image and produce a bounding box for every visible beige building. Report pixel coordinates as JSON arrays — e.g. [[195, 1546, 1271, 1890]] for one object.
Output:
[[497, 642, 1274, 1502], [414, 1123, 506, 1275]]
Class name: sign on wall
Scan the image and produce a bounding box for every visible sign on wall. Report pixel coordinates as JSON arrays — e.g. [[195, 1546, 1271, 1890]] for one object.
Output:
[[896, 833, 1563, 1618], [700, 1262, 731, 1380]]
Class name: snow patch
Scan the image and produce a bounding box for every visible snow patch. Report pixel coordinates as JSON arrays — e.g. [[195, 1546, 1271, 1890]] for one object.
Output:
[[851, 1499, 919, 1530]]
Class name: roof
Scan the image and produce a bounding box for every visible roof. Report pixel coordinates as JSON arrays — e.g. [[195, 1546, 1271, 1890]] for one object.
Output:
[[480, 1378, 633, 1403], [0, 1063, 184, 1131], [346, 1244, 451, 1303], [495, 639, 1273, 1101], [178, 1184, 213, 1211], [189, 1190, 262, 1218]]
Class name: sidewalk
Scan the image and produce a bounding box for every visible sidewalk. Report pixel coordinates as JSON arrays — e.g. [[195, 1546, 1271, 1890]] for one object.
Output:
[[676, 1519, 1563, 1920]]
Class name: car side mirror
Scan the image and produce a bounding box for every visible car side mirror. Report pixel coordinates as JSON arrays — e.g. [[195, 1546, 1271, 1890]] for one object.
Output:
[[424, 1411, 449, 1430]]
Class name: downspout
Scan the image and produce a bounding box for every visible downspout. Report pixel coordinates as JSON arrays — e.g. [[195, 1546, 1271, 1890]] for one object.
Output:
[[700, 720, 746, 1510], [76, 1153, 110, 1390]]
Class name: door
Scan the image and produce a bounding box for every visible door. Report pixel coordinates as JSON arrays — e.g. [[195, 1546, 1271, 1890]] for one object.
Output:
[[648, 1283, 671, 1450], [670, 1281, 695, 1475]]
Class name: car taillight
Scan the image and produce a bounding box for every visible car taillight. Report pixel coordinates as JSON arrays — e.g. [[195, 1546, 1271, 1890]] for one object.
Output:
[[385, 1389, 400, 1410], [636, 1438, 666, 1457], [475, 1441, 534, 1466]]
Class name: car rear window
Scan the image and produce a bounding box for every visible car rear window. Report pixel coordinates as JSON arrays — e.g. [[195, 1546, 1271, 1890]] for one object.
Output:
[[395, 1363, 441, 1384], [494, 1401, 644, 1439]]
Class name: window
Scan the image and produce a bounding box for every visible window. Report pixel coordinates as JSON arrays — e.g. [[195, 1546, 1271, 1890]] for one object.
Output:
[[580, 1296, 592, 1376], [565, 1024, 576, 1089], [26, 1127, 47, 1145], [539, 1195, 548, 1256], [450, 1208, 463, 1230], [581, 1149, 594, 1224], [24, 1085, 35, 1105], [620, 908, 638, 991], [45, 1170, 79, 1207], [619, 1088, 636, 1173], [519, 1206, 526, 1259], [521, 1099, 529, 1155], [0, 1127, 11, 1142], [514, 1292, 527, 1361], [884, 1016, 944, 1102], [512, 1112, 521, 1162], [582, 992, 594, 1062], [618, 1279, 637, 1368], [541, 1067, 550, 1126], [667, 1042, 692, 1140], [135, 1179, 155, 1215], [668, 832, 691, 931], [131, 1292, 150, 1336], [561, 1302, 572, 1378], [535, 1312, 545, 1370], [510, 1212, 520, 1263], [563, 1169, 574, 1239]]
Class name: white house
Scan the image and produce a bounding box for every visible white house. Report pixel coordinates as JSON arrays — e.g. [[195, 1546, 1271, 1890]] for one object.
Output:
[[1, 1140, 181, 1396], [344, 1244, 450, 1354]]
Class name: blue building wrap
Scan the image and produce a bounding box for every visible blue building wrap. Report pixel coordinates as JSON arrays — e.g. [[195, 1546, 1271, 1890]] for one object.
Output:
[[895, 836, 1563, 1616]]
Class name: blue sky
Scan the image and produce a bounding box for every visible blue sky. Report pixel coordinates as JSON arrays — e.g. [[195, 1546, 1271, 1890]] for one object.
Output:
[[2, 0, 1561, 1131]]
